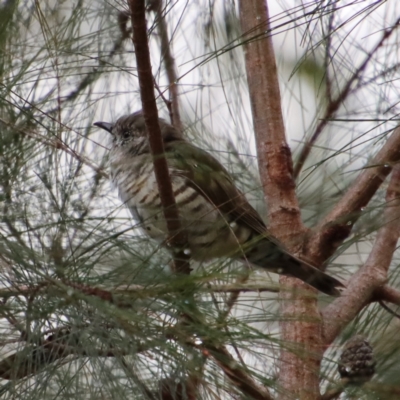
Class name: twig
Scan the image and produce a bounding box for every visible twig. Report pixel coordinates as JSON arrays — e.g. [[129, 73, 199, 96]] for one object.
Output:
[[321, 379, 349, 400], [158, 374, 199, 400], [377, 300, 400, 319], [0, 313, 271, 399], [0, 339, 136, 380], [306, 125, 400, 267], [322, 3, 336, 105], [199, 342, 273, 400], [68, 280, 272, 399], [218, 271, 251, 321], [119, 358, 157, 399], [0, 117, 107, 179], [128, 0, 190, 274], [293, 18, 400, 178], [321, 165, 400, 345], [66, 279, 274, 400], [376, 284, 400, 306], [45, 11, 131, 116], [0, 281, 281, 302], [0, 279, 272, 397], [149, 0, 183, 131]]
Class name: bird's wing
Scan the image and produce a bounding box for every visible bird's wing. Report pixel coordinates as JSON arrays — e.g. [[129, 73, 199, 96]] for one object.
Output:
[[166, 141, 267, 235], [166, 142, 345, 296]]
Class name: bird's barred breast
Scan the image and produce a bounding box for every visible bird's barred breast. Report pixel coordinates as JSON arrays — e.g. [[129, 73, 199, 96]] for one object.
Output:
[[110, 154, 252, 259]]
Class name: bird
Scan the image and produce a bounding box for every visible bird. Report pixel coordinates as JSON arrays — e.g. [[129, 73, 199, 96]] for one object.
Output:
[[94, 111, 344, 296]]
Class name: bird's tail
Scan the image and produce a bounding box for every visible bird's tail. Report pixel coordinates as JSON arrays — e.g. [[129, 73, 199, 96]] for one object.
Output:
[[241, 238, 344, 296], [277, 256, 344, 296]]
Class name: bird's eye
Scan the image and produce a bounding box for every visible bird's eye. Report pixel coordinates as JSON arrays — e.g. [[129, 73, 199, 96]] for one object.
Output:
[[121, 131, 130, 140]]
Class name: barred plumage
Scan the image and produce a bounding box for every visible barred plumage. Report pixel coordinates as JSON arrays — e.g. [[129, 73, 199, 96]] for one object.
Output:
[[94, 111, 344, 296]]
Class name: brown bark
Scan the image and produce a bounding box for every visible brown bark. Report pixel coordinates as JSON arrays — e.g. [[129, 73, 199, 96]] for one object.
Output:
[[322, 165, 400, 345], [239, 1, 321, 398], [149, 0, 183, 131], [128, 0, 189, 274], [306, 126, 400, 268], [378, 285, 400, 306]]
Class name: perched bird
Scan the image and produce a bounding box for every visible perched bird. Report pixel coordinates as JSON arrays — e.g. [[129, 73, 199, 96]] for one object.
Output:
[[94, 111, 343, 296]]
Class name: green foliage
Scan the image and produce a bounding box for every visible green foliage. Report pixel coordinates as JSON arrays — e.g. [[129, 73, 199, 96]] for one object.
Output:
[[0, 0, 399, 399]]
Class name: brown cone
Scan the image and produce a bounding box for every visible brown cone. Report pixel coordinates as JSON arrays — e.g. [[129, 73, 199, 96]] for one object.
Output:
[[338, 334, 376, 383]]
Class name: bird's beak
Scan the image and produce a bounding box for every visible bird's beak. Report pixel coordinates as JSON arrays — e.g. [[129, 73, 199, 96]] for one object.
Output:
[[94, 121, 114, 134]]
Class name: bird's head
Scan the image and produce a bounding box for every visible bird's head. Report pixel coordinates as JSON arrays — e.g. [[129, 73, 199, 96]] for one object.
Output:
[[94, 111, 183, 156]]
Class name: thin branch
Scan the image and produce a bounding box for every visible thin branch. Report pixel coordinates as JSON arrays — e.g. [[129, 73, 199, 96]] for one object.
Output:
[[128, 0, 189, 274], [376, 284, 400, 306], [306, 125, 400, 267], [321, 165, 400, 345], [0, 338, 135, 380], [199, 342, 273, 400], [0, 117, 107, 179], [43, 11, 132, 116], [0, 317, 264, 397], [66, 279, 272, 399], [119, 358, 158, 400], [321, 379, 349, 400], [0, 281, 280, 302], [293, 18, 400, 178], [218, 271, 251, 321], [149, 0, 182, 131], [2, 280, 272, 397], [322, 3, 336, 105], [60, 281, 273, 399], [158, 374, 199, 400]]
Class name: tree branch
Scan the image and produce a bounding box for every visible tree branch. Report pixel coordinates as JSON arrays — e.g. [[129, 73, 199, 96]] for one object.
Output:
[[0, 116, 107, 179], [65, 279, 273, 399], [377, 284, 400, 306], [239, 1, 321, 398], [321, 379, 348, 400], [322, 165, 400, 345], [239, 4, 301, 234], [128, 0, 189, 274], [198, 342, 273, 400], [293, 17, 400, 178], [149, 0, 182, 131], [1, 280, 271, 397], [307, 125, 400, 267], [0, 338, 138, 380]]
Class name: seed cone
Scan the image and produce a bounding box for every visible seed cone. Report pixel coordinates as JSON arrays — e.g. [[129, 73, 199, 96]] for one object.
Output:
[[338, 335, 376, 383]]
